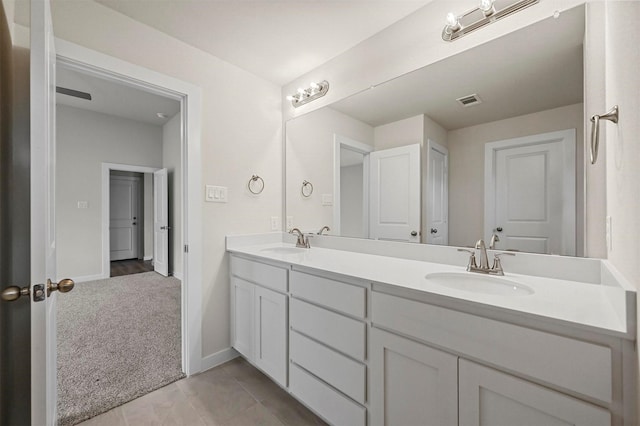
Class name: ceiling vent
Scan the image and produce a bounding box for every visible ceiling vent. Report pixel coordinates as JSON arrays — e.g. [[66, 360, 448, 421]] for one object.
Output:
[[456, 93, 482, 107]]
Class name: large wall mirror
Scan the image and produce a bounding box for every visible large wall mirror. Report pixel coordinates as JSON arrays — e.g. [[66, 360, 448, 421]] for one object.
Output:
[[286, 5, 587, 256]]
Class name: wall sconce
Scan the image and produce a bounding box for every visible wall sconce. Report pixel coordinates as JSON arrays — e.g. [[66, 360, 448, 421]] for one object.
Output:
[[286, 81, 329, 108], [443, 0, 539, 42]]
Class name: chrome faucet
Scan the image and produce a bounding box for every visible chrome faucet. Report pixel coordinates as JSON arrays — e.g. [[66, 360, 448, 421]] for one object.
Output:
[[317, 225, 330, 235], [489, 233, 500, 249], [289, 228, 310, 248], [457, 239, 515, 276], [475, 239, 490, 270]]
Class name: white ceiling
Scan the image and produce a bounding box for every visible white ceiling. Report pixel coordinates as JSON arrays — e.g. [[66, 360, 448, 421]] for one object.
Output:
[[331, 5, 585, 130], [56, 66, 181, 126], [93, 0, 433, 85]]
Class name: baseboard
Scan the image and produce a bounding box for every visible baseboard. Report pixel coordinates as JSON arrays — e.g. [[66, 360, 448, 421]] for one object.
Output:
[[172, 271, 183, 280], [200, 348, 239, 373], [68, 273, 105, 283], [144, 256, 153, 261]]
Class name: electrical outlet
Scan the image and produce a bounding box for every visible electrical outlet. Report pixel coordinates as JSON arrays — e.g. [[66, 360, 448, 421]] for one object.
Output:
[[270, 216, 280, 231], [606, 216, 612, 251], [321, 194, 333, 206], [77, 201, 88, 209], [286, 216, 294, 231]]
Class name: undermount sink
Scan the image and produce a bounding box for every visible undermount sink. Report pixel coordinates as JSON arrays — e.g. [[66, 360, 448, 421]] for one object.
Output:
[[259, 246, 307, 255], [425, 272, 534, 296]]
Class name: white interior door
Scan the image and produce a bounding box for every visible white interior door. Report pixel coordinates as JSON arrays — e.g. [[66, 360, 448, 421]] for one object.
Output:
[[426, 139, 448, 245], [484, 129, 576, 255], [30, 0, 58, 424], [369, 144, 421, 242], [154, 168, 169, 276], [109, 176, 139, 261]]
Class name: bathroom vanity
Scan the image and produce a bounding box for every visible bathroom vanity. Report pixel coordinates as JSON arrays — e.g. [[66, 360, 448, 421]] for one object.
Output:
[[227, 234, 636, 426]]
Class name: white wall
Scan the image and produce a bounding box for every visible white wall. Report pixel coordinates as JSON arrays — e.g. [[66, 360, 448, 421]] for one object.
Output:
[[286, 107, 373, 232], [56, 105, 163, 279], [447, 103, 584, 249], [162, 113, 182, 278], [340, 163, 365, 238], [50, 1, 282, 359], [374, 115, 424, 150], [602, 2, 640, 416]]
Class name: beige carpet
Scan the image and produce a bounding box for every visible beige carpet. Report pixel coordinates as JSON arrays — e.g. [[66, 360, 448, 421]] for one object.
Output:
[[57, 272, 184, 426]]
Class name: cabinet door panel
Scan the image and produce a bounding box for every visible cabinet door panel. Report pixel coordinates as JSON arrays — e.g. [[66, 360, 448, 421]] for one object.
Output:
[[231, 277, 254, 361], [370, 328, 458, 426], [254, 286, 288, 386], [459, 359, 611, 426]]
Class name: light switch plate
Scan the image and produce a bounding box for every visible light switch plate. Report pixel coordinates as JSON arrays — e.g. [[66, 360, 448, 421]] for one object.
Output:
[[270, 216, 280, 231], [77, 201, 88, 209], [321, 194, 333, 206], [286, 216, 294, 231], [205, 185, 228, 203]]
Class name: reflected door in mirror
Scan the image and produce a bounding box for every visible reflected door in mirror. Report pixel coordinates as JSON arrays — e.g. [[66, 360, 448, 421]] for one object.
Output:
[[369, 144, 420, 242]]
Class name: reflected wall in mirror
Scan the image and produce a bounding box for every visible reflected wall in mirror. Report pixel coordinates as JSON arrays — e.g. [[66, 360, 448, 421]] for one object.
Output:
[[286, 5, 586, 256]]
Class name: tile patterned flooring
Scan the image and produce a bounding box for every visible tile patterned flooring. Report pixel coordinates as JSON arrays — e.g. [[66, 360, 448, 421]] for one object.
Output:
[[78, 357, 327, 426]]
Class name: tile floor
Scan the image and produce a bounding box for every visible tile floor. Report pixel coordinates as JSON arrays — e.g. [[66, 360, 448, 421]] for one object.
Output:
[[78, 357, 327, 426]]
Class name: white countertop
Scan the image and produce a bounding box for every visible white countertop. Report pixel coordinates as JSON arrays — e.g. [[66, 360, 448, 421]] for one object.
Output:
[[227, 241, 634, 340]]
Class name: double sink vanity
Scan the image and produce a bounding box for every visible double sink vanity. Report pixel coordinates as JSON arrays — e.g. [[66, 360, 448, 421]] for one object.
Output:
[[227, 233, 636, 426]]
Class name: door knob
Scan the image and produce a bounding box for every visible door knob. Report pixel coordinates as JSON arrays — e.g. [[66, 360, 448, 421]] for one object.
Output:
[[495, 227, 503, 232], [47, 278, 75, 297], [1, 285, 30, 302], [430, 228, 438, 234], [132, 222, 137, 225], [161, 226, 171, 230], [410, 231, 418, 237]]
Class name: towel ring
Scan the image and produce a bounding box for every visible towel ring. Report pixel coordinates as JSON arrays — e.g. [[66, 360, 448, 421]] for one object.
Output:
[[301, 180, 314, 197], [589, 105, 618, 164], [248, 175, 265, 194]]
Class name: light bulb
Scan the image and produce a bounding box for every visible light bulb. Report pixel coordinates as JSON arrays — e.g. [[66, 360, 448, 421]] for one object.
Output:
[[286, 95, 294, 101], [479, 0, 495, 16], [310, 82, 319, 90], [297, 88, 305, 95]]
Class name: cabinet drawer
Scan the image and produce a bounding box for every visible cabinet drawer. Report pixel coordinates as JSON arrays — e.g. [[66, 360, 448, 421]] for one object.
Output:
[[372, 292, 612, 403], [231, 256, 287, 293], [291, 298, 366, 361], [291, 330, 366, 404], [290, 271, 366, 318], [290, 363, 366, 426]]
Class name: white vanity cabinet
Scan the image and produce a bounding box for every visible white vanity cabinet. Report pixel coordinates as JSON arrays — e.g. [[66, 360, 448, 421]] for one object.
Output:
[[288, 270, 368, 426], [371, 290, 615, 426], [370, 328, 458, 426], [230, 255, 288, 387], [459, 359, 611, 426]]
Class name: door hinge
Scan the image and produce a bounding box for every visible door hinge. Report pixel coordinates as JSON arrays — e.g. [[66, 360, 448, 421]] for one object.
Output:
[[184, 244, 189, 253]]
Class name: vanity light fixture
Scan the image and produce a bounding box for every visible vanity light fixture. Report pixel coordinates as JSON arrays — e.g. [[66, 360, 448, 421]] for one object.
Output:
[[443, 0, 539, 42], [286, 80, 329, 108]]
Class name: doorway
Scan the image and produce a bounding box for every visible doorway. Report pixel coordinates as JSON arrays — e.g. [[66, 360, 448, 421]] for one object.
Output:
[[484, 129, 576, 255], [54, 54, 188, 424]]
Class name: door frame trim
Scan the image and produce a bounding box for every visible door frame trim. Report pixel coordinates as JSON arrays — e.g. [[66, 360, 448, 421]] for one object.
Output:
[[483, 128, 576, 255], [57, 39, 203, 375]]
